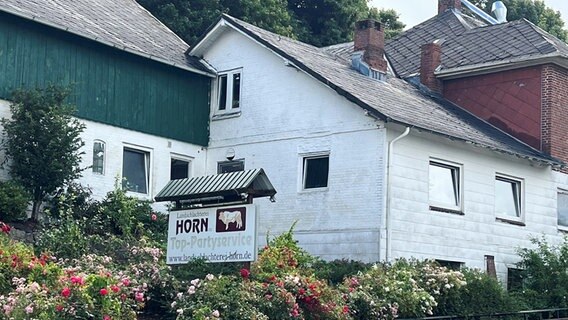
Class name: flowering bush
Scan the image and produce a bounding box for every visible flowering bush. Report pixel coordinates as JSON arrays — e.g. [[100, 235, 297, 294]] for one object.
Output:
[[341, 260, 466, 319]]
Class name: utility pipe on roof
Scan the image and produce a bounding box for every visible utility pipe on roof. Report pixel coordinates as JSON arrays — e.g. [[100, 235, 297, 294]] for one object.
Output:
[[385, 127, 411, 262], [461, 0, 499, 25]]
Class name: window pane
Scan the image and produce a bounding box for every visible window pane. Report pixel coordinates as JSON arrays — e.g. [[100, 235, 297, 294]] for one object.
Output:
[[218, 160, 244, 174], [92, 141, 105, 174], [122, 149, 148, 194], [171, 159, 189, 180], [495, 178, 520, 217], [429, 163, 459, 207], [219, 75, 227, 110], [507, 268, 523, 291], [558, 192, 568, 227], [232, 73, 240, 109], [304, 156, 329, 189]]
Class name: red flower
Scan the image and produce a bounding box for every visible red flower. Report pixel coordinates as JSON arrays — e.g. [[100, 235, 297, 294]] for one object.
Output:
[[1, 222, 10, 234], [121, 278, 130, 286], [343, 305, 350, 314], [100, 288, 108, 296], [61, 287, 71, 298], [111, 285, 120, 293], [56, 305, 64, 312], [240, 268, 250, 279], [70, 276, 84, 285], [151, 213, 157, 221], [298, 288, 306, 295], [103, 315, 111, 320]]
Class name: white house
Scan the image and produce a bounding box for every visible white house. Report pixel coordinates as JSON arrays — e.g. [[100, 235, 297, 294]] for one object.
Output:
[[188, 0, 568, 282]]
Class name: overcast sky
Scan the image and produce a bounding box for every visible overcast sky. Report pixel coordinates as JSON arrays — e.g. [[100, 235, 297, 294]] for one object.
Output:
[[370, 0, 568, 29]]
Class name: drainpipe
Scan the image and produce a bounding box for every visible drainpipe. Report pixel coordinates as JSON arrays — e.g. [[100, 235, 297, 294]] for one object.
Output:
[[385, 127, 411, 262]]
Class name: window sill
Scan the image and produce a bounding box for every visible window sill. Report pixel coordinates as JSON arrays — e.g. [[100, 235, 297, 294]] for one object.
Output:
[[429, 206, 464, 215], [126, 191, 153, 201], [212, 110, 241, 121], [299, 187, 329, 194], [558, 225, 568, 233], [496, 217, 525, 226]]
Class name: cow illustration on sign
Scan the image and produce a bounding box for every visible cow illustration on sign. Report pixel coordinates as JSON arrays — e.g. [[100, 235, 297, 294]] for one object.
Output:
[[216, 207, 246, 232]]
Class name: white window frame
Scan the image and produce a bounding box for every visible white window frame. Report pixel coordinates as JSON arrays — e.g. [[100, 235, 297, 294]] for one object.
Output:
[[122, 144, 153, 197], [299, 152, 330, 192], [216, 68, 242, 114], [494, 173, 524, 225], [428, 159, 463, 213], [92, 140, 106, 175], [170, 154, 193, 180], [557, 189, 568, 231]]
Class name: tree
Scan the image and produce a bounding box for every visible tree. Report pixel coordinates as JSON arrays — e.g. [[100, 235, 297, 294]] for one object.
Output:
[[469, 0, 567, 41], [136, 0, 405, 47], [1, 85, 86, 221]]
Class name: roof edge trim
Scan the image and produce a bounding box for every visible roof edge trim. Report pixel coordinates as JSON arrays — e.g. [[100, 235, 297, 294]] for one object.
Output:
[[436, 53, 565, 79]]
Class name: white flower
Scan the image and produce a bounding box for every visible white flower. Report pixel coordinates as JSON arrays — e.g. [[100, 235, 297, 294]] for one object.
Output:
[[212, 310, 220, 317], [177, 292, 183, 299], [188, 286, 196, 294], [171, 301, 177, 308], [25, 304, 33, 314], [206, 274, 215, 281], [177, 308, 184, 315], [190, 279, 200, 286]]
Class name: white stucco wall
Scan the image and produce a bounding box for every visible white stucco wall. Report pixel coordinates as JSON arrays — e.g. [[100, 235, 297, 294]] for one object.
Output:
[[387, 127, 565, 279], [203, 28, 387, 262], [0, 98, 207, 213]]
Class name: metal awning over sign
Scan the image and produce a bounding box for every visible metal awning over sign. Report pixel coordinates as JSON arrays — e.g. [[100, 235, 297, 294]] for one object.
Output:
[[154, 168, 276, 209]]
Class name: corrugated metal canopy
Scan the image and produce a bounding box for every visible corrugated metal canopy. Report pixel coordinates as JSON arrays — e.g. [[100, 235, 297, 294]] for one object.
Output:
[[154, 168, 276, 203]]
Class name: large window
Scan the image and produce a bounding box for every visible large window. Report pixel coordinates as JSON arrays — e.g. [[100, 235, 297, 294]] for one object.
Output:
[[429, 160, 461, 212], [495, 175, 522, 221], [302, 155, 329, 189], [92, 140, 105, 175], [218, 69, 241, 111], [218, 160, 244, 174], [171, 158, 190, 180], [507, 268, 523, 291], [122, 148, 150, 194], [558, 190, 568, 229]]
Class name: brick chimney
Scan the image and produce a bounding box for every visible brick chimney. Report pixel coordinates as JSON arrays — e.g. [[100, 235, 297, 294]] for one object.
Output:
[[439, 0, 461, 14], [420, 40, 443, 93], [354, 19, 387, 73]]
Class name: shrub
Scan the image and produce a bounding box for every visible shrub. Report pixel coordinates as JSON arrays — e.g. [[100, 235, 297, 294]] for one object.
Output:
[[434, 268, 526, 316], [516, 236, 568, 309], [0, 181, 30, 222], [313, 259, 372, 285]]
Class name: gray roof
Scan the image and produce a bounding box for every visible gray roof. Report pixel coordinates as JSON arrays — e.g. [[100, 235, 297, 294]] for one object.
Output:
[[0, 0, 211, 74], [384, 10, 568, 77], [214, 15, 559, 165], [155, 168, 276, 203]]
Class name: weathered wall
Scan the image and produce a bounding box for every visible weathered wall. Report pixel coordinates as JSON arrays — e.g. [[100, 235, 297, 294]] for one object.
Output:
[[203, 28, 387, 262], [389, 130, 564, 279], [0, 98, 207, 212], [443, 67, 542, 149]]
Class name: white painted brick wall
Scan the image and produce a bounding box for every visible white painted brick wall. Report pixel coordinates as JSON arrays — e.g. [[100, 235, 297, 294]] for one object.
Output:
[[0, 99, 207, 213], [203, 29, 386, 262], [388, 128, 565, 279]]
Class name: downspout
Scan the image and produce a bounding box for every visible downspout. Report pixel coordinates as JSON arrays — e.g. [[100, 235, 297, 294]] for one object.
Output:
[[385, 127, 411, 262]]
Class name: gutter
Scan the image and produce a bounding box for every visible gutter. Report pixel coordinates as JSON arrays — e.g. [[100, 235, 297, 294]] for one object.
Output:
[[385, 127, 411, 262], [0, 8, 215, 78]]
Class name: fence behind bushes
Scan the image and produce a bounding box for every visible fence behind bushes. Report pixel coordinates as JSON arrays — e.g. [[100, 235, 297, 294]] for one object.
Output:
[[403, 308, 568, 320]]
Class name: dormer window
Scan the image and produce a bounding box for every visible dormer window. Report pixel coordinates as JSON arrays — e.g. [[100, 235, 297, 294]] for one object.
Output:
[[218, 69, 241, 111]]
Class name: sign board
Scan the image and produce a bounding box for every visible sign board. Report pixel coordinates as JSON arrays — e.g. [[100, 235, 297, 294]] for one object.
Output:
[[166, 204, 257, 264]]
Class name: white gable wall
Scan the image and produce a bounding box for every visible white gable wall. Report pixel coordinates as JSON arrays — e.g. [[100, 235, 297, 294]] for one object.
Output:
[[388, 127, 563, 279], [203, 28, 387, 262]]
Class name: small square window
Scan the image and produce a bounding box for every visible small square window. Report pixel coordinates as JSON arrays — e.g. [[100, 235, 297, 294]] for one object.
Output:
[[435, 260, 463, 271], [303, 155, 329, 189], [495, 175, 522, 220], [122, 148, 150, 194], [507, 268, 523, 291], [558, 190, 568, 228], [429, 161, 461, 212], [217, 70, 241, 112], [92, 140, 105, 175], [218, 160, 244, 174], [171, 158, 190, 180]]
